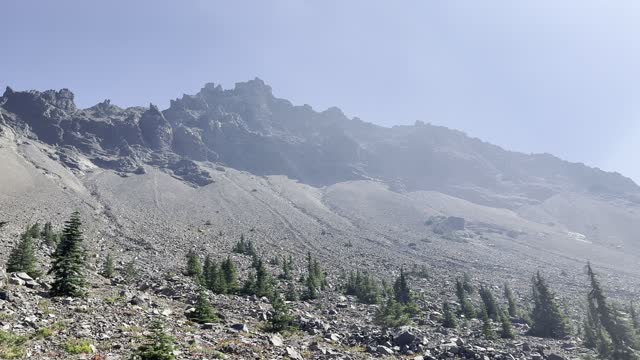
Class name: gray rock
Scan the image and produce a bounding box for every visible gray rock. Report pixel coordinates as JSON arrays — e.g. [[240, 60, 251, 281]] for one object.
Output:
[[9, 277, 25, 286], [13, 272, 33, 281], [394, 327, 418, 347], [0, 289, 12, 301], [377, 345, 394, 355], [270, 334, 284, 347], [286, 346, 303, 360], [130, 295, 145, 306], [230, 323, 248, 332]]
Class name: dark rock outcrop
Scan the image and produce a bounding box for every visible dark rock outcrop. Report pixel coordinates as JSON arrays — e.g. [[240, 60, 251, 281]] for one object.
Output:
[[139, 104, 173, 151], [1, 79, 638, 208]]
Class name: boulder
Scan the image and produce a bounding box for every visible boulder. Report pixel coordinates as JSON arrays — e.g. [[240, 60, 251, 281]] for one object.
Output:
[[13, 272, 34, 281], [269, 334, 284, 347], [377, 345, 394, 355], [230, 323, 248, 332], [286, 346, 303, 360], [9, 277, 25, 286], [394, 327, 418, 347]]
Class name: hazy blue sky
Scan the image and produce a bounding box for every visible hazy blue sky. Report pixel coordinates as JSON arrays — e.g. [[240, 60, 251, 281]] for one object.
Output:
[[3, 1, 640, 181]]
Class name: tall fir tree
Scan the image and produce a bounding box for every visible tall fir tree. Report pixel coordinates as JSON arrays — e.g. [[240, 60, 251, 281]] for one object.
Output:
[[500, 308, 515, 339], [285, 281, 299, 301], [49, 211, 86, 298], [345, 271, 380, 305], [131, 321, 175, 360], [479, 286, 500, 321], [442, 302, 457, 328], [393, 267, 411, 304], [456, 278, 476, 318], [101, 253, 115, 279], [504, 283, 518, 318], [481, 306, 496, 340], [188, 290, 217, 324], [279, 255, 293, 280], [41, 222, 57, 247], [221, 257, 238, 293], [585, 263, 638, 360], [26, 223, 41, 239], [185, 250, 202, 279], [528, 272, 570, 339], [245, 258, 273, 298], [6, 231, 38, 278], [462, 272, 474, 294], [374, 297, 411, 328], [268, 290, 293, 332]]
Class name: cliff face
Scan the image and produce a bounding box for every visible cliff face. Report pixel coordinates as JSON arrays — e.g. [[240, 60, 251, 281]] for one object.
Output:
[[1, 79, 637, 207]]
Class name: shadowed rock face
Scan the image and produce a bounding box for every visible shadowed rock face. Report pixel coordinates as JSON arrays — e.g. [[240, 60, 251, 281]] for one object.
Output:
[[0, 79, 638, 206], [139, 104, 173, 151]]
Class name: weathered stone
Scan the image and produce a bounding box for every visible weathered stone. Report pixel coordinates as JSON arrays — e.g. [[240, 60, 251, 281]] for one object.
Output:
[[230, 323, 248, 332], [270, 334, 284, 347], [286, 346, 302, 360], [394, 327, 418, 347], [377, 345, 394, 355], [9, 277, 25, 286], [13, 272, 33, 281]]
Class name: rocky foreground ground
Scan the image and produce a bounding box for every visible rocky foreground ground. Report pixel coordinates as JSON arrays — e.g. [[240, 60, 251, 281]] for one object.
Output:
[[0, 242, 599, 360]]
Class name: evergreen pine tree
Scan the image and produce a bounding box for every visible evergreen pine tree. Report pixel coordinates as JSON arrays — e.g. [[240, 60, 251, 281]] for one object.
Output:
[[203, 254, 212, 285], [6, 231, 38, 278], [528, 272, 570, 339], [481, 306, 496, 340], [285, 282, 299, 301], [188, 290, 218, 324], [41, 222, 57, 247], [233, 234, 246, 254], [49, 212, 86, 297], [303, 271, 319, 300], [393, 267, 411, 304], [583, 310, 599, 349], [500, 309, 515, 339], [203, 255, 225, 293], [586, 263, 638, 360], [504, 283, 518, 318], [442, 302, 457, 328], [253, 258, 274, 298], [221, 257, 238, 293], [279, 255, 293, 280], [123, 260, 138, 283], [131, 321, 175, 360], [185, 250, 202, 279], [345, 271, 380, 304], [27, 223, 41, 239], [101, 253, 115, 279], [463, 272, 474, 294], [268, 290, 293, 332], [374, 297, 411, 328], [456, 278, 476, 318], [479, 286, 500, 321]]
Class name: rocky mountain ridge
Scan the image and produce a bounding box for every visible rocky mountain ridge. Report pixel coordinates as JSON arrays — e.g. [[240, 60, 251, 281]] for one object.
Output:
[[1, 79, 637, 209]]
